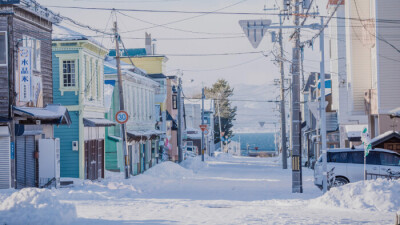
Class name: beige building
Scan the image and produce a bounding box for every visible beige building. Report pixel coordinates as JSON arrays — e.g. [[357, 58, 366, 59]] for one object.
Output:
[[329, 0, 400, 146]]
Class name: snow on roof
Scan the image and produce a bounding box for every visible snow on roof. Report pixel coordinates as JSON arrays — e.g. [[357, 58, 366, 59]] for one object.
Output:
[[184, 99, 214, 111], [127, 129, 165, 138], [344, 124, 367, 138], [185, 127, 202, 139], [52, 24, 106, 49], [104, 56, 147, 75], [389, 107, 400, 118], [13, 105, 71, 125], [370, 130, 400, 144], [83, 118, 116, 127]]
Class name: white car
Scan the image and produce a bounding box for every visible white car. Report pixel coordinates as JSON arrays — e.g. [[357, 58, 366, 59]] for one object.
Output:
[[314, 148, 400, 189]]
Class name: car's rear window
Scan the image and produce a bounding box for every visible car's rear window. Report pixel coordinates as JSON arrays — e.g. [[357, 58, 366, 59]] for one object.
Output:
[[380, 153, 400, 166]]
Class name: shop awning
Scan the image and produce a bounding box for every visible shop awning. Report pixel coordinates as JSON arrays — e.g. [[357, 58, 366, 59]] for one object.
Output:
[[344, 124, 367, 141], [127, 129, 165, 142], [13, 105, 72, 125], [83, 118, 116, 127]]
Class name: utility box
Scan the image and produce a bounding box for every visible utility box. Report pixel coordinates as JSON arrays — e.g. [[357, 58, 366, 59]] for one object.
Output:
[[38, 138, 60, 188]]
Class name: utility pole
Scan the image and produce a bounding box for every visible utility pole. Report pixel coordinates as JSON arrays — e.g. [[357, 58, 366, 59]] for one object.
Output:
[[114, 22, 130, 179], [291, 0, 303, 193], [177, 77, 183, 163], [319, 17, 328, 193], [278, 14, 288, 169], [217, 94, 223, 152], [201, 87, 205, 161]]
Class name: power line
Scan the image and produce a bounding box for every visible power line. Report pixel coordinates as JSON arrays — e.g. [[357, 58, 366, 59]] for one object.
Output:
[[45, 5, 400, 25], [118, 11, 242, 35], [183, 97, 279, 103], [353, 0, 400, 54], [181, 55, 266, 72], [117, 0, 248, 35], [162, 51, 263, 57], [45, 5, 280, 16]]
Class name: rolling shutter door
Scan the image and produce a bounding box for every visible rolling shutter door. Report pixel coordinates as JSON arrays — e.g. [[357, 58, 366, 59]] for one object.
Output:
[[16, 136, 36, 188], [0, 136, 11, 189]]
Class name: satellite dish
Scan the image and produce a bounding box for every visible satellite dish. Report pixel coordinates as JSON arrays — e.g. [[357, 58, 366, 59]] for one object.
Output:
[[259, 122, 265, 127]]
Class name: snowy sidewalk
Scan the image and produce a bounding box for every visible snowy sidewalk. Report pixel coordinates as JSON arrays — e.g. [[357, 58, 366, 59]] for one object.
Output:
[[0, 154, 398, 224]]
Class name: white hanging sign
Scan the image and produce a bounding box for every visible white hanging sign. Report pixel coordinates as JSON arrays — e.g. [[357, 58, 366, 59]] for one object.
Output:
[[18, 47, 32, 102]]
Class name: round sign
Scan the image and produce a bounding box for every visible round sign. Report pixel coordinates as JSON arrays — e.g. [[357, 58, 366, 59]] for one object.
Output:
[[203, 129, 209, 135], [115, 110, 129, 124]]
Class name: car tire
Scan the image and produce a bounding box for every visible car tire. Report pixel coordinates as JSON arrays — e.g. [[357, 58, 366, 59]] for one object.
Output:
[[332, 177, 349, 188]]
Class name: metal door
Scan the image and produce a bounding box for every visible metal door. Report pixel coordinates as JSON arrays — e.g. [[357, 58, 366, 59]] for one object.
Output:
[[85, 141, 89, 179], [85, 139, 104, 180], [16, 136, 36, 188], [0, 136, 11, 189], [90, 140, 97, 180]]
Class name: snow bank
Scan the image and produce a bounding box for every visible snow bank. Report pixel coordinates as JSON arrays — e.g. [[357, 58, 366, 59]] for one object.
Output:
[[310, 179, 400, 212], [181, 156, 208, 173], [0, 188, 76, 225], [144, 161, 193, 178], [214, 152, 234, 160]]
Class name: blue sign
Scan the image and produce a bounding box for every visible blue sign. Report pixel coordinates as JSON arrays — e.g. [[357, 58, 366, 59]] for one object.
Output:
[[10, 142, 14, 159], [0, 0, 20, 4]]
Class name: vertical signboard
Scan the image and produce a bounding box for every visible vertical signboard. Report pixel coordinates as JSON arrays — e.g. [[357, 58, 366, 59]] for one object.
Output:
[[18, 47, 32, 103]]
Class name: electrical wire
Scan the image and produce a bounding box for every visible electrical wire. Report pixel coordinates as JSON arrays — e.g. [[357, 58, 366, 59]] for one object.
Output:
[[353, 0, 400, 54], [181, 55, 266, 72], [117, 0, 247, 35]]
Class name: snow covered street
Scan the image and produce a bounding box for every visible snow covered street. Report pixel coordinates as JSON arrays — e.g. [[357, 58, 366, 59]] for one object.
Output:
[[1, 154, 399, 224]]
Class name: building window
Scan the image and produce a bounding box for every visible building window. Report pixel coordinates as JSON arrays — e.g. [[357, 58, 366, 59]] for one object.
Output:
[[22, 35, 40, 71], [62, 60, 76, 87], [172, 95, 177, 109], [0, 32, 7, 66]]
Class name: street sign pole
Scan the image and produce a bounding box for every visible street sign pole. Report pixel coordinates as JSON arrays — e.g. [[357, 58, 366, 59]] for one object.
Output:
[[278, 14, 288, 170], [319, 17, 328, 193], [201, 88, 205, 162], [114, 22, 130, 179]]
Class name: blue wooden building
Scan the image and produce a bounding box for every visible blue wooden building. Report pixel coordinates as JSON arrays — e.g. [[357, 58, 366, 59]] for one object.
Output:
[[52, 25, 115, 180]]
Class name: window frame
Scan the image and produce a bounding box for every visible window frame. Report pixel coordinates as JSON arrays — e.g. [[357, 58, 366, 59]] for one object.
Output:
[[0, 31, 7, 67], [55, 54, 79, 95], [62, 60, 76, 88]]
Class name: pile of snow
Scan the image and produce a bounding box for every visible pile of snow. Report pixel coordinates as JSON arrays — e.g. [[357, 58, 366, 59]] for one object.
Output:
[[0, 188, 76, 225], [310, 179, 400, 212], [181, 156, 208, 173], [144, 161, 193, 178], [214, 152, 234, 160]]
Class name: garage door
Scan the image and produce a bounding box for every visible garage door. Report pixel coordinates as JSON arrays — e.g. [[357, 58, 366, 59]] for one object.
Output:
[[0, 136, 11, 189]]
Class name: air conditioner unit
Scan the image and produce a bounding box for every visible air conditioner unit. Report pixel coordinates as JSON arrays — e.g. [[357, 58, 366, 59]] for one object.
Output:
[[39, 138, 60, 188]]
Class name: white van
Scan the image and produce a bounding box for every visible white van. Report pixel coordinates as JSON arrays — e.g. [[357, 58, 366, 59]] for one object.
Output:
[[314, 148, 400, 189]]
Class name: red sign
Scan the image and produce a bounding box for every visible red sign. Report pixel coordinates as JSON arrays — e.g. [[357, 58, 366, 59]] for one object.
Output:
[[199, 124, 208, 132], [115, 110, 129, 124]]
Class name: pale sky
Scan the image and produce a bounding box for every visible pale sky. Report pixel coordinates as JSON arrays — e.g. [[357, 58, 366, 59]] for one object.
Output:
[[38, 0, 329, 132]]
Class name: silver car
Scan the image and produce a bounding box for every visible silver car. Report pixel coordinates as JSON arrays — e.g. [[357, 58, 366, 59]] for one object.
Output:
[[314, 148, 400, 189]]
